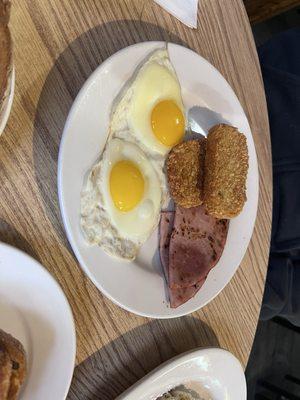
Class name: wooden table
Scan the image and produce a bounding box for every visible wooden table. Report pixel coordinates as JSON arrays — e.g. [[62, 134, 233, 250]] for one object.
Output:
[[1, 0, 272, 398]]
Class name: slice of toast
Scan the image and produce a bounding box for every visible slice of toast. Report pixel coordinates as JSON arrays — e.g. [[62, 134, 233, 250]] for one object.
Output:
[[0, 345, 12, 400], [0, 329, 26, 400]]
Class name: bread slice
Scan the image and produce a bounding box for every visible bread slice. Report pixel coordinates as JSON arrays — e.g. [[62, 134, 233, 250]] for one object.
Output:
[[0, 329, 26, 400], [0, 345, 12, 400], [167, 139, 206, 208], [204, 124, 248, 218]]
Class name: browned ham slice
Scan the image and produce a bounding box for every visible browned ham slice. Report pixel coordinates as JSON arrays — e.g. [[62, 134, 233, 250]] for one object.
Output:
[[168, 206, 229, 289], [159, 211, 175, 282], [159, 211, 208, 308], [169, 281, 204, 308]]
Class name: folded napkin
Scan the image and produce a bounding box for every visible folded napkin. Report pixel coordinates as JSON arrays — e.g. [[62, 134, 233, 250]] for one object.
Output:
[[154, 0, 199, 28]]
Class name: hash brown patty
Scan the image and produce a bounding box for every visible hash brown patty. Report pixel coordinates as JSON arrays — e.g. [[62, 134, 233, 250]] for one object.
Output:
[[204, 124, 248, 218], [167, 139, 206, 208]]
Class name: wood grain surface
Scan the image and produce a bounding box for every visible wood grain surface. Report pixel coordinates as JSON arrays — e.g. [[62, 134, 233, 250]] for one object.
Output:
[[0, 0, 272, 398], [244, 0, 300, 24]]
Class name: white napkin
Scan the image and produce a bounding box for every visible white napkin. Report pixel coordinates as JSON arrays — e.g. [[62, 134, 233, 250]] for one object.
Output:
[[154, 0, 199, 29]]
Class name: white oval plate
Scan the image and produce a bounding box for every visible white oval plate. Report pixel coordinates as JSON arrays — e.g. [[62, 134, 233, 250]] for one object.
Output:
[[0, 242, 76, 400], [58, 42, 258, 318], [116, 348, 247, 400]]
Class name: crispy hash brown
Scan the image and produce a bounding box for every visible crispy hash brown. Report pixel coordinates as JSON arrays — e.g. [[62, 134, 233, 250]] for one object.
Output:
[[204, 124, 248, 218], [167, 139, 206, 208]]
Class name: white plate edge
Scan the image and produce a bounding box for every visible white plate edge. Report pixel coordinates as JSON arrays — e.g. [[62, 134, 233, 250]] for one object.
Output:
[[0, 241, 77, 399], [57, 41, 259, 319]]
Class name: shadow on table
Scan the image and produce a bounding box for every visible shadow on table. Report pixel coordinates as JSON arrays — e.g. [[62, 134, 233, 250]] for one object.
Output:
[[0, 219, 41, 262], [67, 316, 219, 400], [28, 20, 187, 248]]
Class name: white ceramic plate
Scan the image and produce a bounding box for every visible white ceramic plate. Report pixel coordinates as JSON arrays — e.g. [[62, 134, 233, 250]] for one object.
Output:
[[0, 242, 76, 400], [58, 42, 258, 318], [116, 348, 247, 400]]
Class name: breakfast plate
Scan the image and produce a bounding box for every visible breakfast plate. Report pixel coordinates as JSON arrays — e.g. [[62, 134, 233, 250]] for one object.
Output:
[[116, 348, 247, 400], [0, 242, 76, 400], [58, 41, 258, 318]]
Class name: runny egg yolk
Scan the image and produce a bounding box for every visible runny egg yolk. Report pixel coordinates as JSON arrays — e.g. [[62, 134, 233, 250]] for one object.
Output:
[[110, 160, 145, 212], [151, 100, 185, 147]]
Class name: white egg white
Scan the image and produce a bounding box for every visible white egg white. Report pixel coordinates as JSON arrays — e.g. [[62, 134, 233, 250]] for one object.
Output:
[[81, 138, 165, 260]]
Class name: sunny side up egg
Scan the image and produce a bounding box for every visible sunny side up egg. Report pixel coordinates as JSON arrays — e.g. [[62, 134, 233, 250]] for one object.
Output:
[[81, 139, 163, 260], [110, 47, 185, 157], [81, 46, 185, 260]]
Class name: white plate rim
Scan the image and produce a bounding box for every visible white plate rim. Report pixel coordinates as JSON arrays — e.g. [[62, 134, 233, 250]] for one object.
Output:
[[0, 241, 76, 400], [115, 347, 247, 400], [58, 41, 259, 319]]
